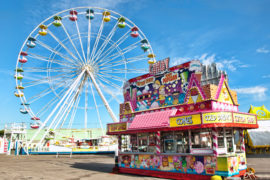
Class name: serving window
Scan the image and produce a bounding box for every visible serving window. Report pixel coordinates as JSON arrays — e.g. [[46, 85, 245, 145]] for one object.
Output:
[[191, 129, 212, 149], [161, 131, 190, 153]]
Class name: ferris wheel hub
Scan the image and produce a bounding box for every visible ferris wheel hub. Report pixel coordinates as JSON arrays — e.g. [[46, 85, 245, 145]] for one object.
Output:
[[84, 64, 94, 73]]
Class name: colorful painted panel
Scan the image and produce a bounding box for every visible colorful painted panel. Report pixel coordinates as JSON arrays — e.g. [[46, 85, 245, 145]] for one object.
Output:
[[119, 154, 220, 176], [123, 66, 194, 112]]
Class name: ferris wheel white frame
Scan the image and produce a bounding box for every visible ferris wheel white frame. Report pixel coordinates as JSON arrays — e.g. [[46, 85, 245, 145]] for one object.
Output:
[[15, 7, 156, 147]]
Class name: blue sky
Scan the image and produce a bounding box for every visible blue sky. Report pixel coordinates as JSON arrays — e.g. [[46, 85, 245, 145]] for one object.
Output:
[[0, 0, 270, 129]]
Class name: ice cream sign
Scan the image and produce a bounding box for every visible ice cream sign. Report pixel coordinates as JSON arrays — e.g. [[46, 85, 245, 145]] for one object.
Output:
[[170, 114, 201, 127], [161, 72, 179, 84]]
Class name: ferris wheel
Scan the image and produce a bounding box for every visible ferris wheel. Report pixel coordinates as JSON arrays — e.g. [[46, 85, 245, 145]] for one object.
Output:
[[14, 7, 156, 145]]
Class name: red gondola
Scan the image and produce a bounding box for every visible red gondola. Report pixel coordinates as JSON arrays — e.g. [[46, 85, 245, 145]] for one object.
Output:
[[69, 10, 78, 21]]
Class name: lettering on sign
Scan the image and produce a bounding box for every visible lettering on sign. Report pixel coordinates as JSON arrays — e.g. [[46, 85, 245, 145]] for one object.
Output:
[[109, 123, 127, 132], [176, 116, 193, 125], [136, 77, 155, 87], [170, 114, 201, 127], [203, 112, 232, 124], [161, 72, 179, 84], [233, 114, 256, 124]]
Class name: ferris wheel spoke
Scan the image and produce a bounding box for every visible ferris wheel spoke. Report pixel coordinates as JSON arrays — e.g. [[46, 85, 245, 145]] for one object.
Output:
[[99, 54, 148, 69], [92, 22, 118, 64], [97, 40, 141, 66], [27, 79, 74, 104], [101, 68, 148, 74], [36, 85, 69, 117], [75, 18, 87, 63], [27, 52, 75, 68], [47, 30, 83, 64], [95, 30, 130, 64], [89, 79, 104, 135], [61, 22, 85, 64], [23, 67, 76, 73], [98, 71, 126, 83], [84, 77, 89, 129], [68, 91, 81, 129], [96, 79, 122, 104], [59, 95, 77, 129], [23, 72, 76, 86], [89, 19, 105, 63], [53, 89, 79, 130], [86, 17, 92, 64], [35, 39, 78, 65], [96, 74, 122, 90], [86, 69, 118, 122]]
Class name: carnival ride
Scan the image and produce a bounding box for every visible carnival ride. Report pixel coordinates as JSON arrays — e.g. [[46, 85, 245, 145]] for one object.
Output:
[[14, 7, 156, 150]]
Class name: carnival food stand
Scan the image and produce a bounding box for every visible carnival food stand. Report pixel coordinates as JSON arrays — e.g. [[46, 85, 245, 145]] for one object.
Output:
[[107, 59, 258, 179]]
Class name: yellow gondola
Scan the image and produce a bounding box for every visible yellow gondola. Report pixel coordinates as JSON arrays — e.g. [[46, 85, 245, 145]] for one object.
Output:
[[103, 11, 111, 22], [14, 91, 24, 97], [39, 24, 48, 36], [16, 85, 24, 89]]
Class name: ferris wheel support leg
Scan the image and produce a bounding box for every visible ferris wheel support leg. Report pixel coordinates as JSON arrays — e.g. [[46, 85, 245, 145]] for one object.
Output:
[[86, 69, 118, 123], [27, 70, 85, 147]]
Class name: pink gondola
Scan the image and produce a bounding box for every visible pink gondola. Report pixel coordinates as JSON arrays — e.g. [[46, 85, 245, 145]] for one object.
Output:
[[31, 124, 39, 129], [31, 117, 40, 120]]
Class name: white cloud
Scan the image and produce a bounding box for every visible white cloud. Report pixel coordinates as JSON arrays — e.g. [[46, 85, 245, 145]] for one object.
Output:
[[233, 86, 268, 101], [171, 57, 190, 66], [171, 53, 249, 72], [262, 75, 270, 78], [256, 47, 270, 54]]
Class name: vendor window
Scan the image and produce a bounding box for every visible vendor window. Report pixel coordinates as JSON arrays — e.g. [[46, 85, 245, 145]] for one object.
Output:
[[138, 133, 148, 152], [162, 132, 175, 153], [121, 135, 131, 152], [130, 134, 138, 152], [217, 128, 225, 148], [174, 131, 190, 153], [148, 133, 156, 153], [225, 129, 234, 153], [233, 129, 242, 152], [191, 129, 212, 149]]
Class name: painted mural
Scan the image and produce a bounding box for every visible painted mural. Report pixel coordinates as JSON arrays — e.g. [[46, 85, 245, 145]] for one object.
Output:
[[122, 65, 195, 112], [119, 154, 220, 176]]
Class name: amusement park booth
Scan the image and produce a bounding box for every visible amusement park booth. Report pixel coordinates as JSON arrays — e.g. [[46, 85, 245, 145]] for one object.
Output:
[[107, 59, 258, 179], [245, 105, 270, 154]]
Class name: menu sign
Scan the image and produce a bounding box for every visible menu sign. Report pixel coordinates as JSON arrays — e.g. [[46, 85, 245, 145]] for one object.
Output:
[[233, 113, 256, 124], [108, 122, 127, 132], [202, 112, 233, 124], [170, 114, 201, 127]]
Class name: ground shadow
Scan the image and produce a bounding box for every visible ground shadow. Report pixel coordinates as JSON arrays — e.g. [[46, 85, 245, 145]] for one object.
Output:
[[247, 154, 270, 158], [71, 162, 114, 173]]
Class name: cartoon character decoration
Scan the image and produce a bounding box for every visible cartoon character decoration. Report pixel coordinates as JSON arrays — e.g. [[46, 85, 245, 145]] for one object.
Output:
[[122, 155, 131, 167], [134, 155, 140, 168], [204, 156, 217, 175], [125, 61, 197, 111], [173, 156, 182, 171], [228, 157, 238, 173], [162, 156, 169, 167]]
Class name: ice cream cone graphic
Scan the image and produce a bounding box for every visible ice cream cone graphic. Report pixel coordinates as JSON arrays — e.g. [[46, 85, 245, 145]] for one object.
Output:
[[190, 88, 199, 104]]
